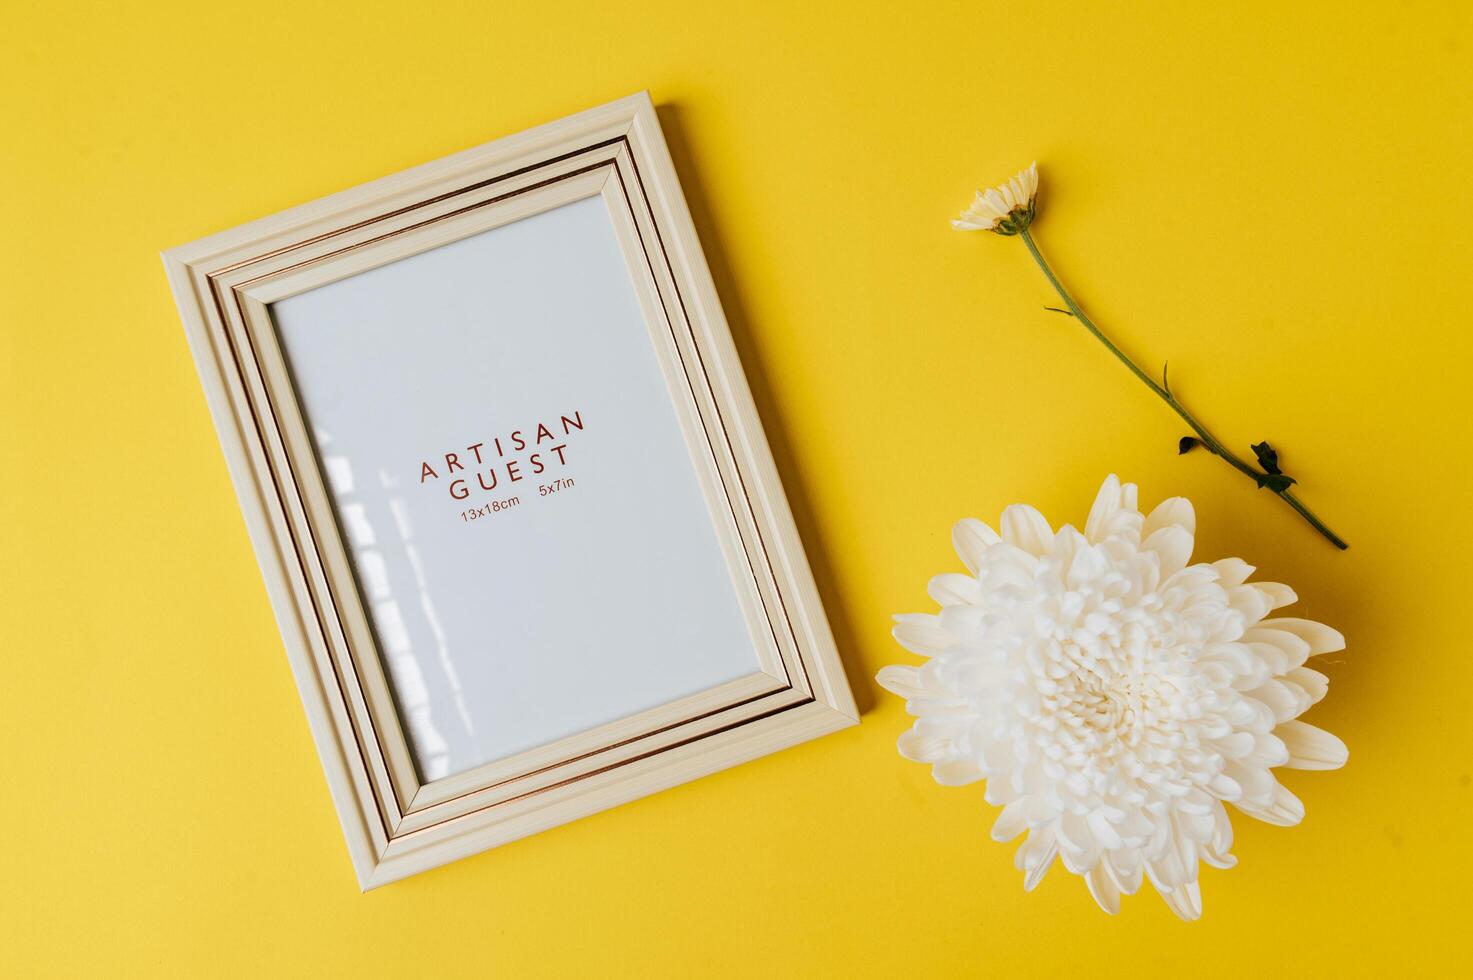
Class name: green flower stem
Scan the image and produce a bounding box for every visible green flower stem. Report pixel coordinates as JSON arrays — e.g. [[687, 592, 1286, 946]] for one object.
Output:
[[1017, 226, 1349, 550]]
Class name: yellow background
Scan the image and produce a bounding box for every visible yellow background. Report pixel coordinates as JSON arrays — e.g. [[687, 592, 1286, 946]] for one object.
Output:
[[3, 1, 1470, 975]]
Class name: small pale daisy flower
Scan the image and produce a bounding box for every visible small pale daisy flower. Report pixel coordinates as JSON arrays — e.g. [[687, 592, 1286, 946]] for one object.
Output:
[[953, 161, 1038, 234], [877, 476, 1347, 920], [951, 163, 1348, 548]]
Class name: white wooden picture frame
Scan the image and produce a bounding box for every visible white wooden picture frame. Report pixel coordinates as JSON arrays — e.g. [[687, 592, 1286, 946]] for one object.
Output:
[[163, 92, 857, 889]]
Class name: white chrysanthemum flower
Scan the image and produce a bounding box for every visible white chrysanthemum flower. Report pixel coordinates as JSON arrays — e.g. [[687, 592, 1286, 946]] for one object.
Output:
[[877, 475, 1347, 921], [953, 162, 1039, 234]]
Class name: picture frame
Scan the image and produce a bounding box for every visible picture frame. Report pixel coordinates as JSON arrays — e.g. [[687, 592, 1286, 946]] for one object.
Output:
[[162, 92, 857, 889]]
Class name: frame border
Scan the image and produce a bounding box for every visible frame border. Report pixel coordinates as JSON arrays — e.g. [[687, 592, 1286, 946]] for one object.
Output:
[[162, 92, 857, 889]]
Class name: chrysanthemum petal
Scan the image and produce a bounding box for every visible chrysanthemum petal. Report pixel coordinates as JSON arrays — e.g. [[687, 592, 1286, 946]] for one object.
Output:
[[1252, 582, 1298, 610], [1248, 731, 1290, 768], [974, 543, 1040, 594], [1160, 881, 1203, 922], [927, 572, 981, 607], [1215, 731, 1256, 759], [1067, 542, 1110, 588], [1000, 504, 1054, 556], [1086, 863, 1121, 914], [1259, 618, 1346, 655], [1019, 832, 1058, 892], [1284, 666, 1329, 705], [952, 518, 1000, 573], [931, 758, 985, 786], [1277, 720, 1349, 770], [1249, 679, 1307, 723], [1208, 772, 1243, 800], [1224, 760, 1277, 804], [1201, 849, 1237, 870], [1226, 584, 1272, 626], [938, 604, 986, 639], [1238, 783, 1304, 826], [1243, 627, 1313, 671], [897, 727, 953, 764], [875, 664, 926, 700], [1144, 850, 1185, 892], [1211, 803, 1233, 851], [891, 614, 952, 656], [1085, 474, 1123, 541], [991, 799, 1030, 842], [1212, 557, 1255, 587], [1143, 496, 1196, 539], [1142, 525, 1194, 575]]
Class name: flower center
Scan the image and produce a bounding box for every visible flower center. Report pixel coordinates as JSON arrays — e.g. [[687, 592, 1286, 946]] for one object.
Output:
[[1028, 594, 1208, 787]]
